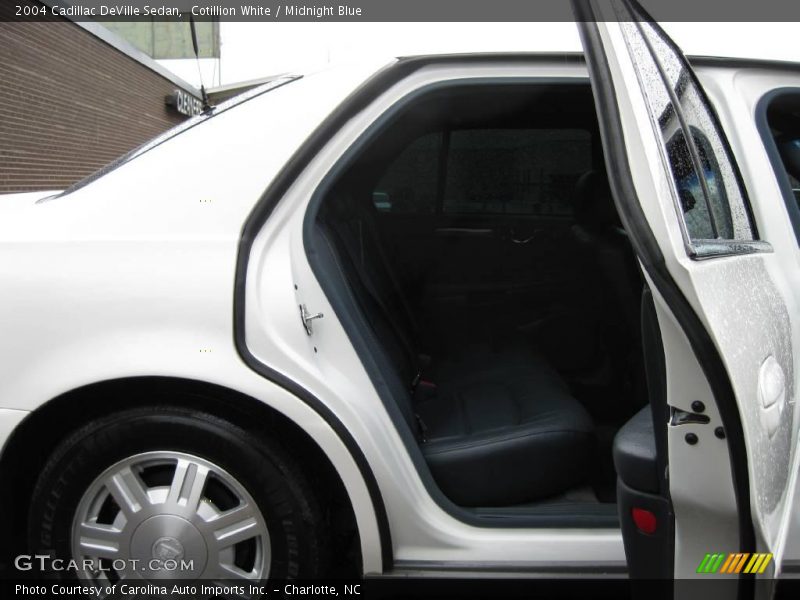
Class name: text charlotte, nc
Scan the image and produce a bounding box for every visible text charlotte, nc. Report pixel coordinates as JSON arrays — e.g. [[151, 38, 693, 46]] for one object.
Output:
[[46, 4, 364, 17]]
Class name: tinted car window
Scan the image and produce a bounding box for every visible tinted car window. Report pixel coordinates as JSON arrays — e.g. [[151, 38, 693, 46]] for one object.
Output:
[[374, 128, 591, 216], [666, 128, 734, 240], [373, 132, 441, 213], [443, 129, 590, 215], [619, 17, 757, 250], [761, 90, 800, 244]]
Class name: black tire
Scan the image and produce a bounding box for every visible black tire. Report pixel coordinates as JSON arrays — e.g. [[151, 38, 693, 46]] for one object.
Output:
[[28, 406, 329, 579]]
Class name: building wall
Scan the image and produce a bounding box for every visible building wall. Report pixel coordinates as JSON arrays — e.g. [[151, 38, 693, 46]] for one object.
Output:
[[0, 2, 190, 193]]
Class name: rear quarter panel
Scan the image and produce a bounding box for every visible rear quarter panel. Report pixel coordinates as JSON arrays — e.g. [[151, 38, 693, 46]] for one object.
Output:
[[0, 60, 392, 574]]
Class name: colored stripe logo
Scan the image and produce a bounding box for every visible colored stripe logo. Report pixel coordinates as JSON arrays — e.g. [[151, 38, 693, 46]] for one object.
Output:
[[697, 553, 772, 574]]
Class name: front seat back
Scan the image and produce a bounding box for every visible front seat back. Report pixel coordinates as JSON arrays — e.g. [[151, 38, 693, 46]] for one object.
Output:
[[571, 170, 642, 345]]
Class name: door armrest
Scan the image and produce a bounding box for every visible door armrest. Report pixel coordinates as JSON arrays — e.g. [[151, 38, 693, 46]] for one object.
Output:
[[613, 406, 660, 494]]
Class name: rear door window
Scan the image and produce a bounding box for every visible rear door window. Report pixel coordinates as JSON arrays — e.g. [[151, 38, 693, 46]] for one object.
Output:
[[373, 127, 592, 217], [373, 133, 441, 213], [443, 129, 591, 216], [758, 89, 800, 244]]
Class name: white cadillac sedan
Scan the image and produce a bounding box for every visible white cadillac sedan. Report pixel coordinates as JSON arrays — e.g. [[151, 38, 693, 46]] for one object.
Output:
[[1, 2, 800, 592]]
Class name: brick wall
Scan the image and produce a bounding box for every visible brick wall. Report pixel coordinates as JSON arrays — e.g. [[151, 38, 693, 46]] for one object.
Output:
[[0, 1, 191, 193]]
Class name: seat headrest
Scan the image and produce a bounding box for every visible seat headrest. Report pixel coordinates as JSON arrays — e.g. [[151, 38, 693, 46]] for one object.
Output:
[[777, 136, 800, 181], [573, 170, 620, 230]]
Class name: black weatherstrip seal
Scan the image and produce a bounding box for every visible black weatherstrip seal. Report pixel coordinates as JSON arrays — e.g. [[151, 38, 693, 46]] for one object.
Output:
[[573, 6, 755, 592], [234, 45, 757, 572], [755, 87, 800, 244], [302, 75, 621, 531], [232, 53, 588, 570], [231, 60, 418, 572]]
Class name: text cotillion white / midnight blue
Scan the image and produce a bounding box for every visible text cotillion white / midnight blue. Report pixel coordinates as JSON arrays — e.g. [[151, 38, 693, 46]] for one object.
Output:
[[46, 4, 364, 18]]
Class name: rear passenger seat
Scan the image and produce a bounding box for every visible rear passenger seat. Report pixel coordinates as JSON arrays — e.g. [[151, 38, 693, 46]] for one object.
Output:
[[313, 195, 595, 507]]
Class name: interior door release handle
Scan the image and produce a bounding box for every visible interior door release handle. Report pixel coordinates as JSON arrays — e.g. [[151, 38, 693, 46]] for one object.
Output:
[[511, 235, 536, 244], [509, 228, 540, 244], [434, 227, 493, 237]]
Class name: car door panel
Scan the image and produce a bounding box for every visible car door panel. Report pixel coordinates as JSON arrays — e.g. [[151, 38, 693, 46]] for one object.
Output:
[[576, 0, 798, 580], [692, 257, 794, 528]]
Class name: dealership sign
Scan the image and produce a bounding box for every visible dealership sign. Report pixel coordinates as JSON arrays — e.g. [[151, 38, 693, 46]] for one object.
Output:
[[165, 89, 202, 117]]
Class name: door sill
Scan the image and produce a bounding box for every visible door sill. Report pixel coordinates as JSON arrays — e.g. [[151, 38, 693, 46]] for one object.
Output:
[[466, 501, 620, 528], [379, 560, 628, 578]]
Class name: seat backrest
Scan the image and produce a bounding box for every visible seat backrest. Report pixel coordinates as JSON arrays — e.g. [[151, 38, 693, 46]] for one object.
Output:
[[572, 170, 642, 337], [313, 210, 422, 436], [330, 193, 420, 340]]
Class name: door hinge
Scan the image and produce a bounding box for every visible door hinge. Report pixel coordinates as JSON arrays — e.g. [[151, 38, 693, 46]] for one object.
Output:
[[299, 304, 323, 336]]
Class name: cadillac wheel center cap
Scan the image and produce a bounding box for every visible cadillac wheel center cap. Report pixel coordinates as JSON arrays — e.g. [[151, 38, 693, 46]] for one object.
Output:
[[129, 514, 207, 579], [152, 536, 185, 562]]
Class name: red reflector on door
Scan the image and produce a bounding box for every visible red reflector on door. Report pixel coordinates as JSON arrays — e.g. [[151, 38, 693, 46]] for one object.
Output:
[[632, 507, 657, 534]]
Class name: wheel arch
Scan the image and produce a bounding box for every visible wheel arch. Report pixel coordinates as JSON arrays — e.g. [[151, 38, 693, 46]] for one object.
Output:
[[0, 376, 387, 576]]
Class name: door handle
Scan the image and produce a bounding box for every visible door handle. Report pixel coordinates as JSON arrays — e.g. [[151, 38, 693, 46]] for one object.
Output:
[[299, 304, 323, 336], [758, 355, 786, 439], [509, 228, 542, 244], [511, 235, 536, 244], [434, 227, 494, 237]]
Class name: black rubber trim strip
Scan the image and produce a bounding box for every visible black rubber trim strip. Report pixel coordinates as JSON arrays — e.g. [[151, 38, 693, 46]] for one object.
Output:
[[387, 559, 628, 576], [232, 55, 583, 568], [573, 7, 755, 588], [755, 87, 800, 244], [232, 59, 421, 572], [233, 54, 600, 569], [234, 46, 757, 568], [689, 55, 800, 74], [302, 75, 622, 529]]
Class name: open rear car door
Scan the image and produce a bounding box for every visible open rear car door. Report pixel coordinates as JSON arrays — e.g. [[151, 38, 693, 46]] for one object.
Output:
[[573, 0, 800, 587]]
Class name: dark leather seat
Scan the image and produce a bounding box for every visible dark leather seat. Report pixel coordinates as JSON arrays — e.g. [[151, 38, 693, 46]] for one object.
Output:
[[570, 171, 647, 418], [314, 195, 595, 507], [419, 359, 594, 506], [571, 170, 642, 340]]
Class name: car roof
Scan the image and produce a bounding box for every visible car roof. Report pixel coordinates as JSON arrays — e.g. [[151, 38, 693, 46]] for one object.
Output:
[[389, 50, 800, 73]]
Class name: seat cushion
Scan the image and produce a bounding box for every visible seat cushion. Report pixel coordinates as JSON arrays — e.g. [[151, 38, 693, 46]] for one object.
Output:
[[316, 199, 597, 507], [418, 363, 595, 507], [426, 334, 559, 382]]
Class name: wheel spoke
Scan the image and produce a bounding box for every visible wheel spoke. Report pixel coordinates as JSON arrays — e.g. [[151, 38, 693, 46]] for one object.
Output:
[[167, 459, 210, 513], [208, 502, 257, 531], [73, 451, 271, 585], [78, 522, 122, 559], [210, 503, 261, 549], [215, 563, 260, 582], [105, 467, 149, 515]]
